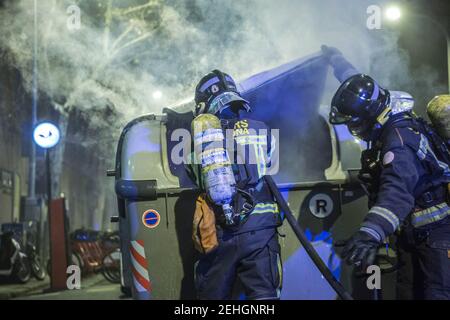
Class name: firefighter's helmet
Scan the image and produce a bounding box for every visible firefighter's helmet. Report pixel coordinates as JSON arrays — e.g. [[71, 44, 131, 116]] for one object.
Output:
[[194, 70, 250, 116], [329, 74, 391, 141]]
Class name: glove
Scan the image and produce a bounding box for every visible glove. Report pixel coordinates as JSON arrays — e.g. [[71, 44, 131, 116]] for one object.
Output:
[[321, 45, 343, 60], [341, 230, 380, 272]]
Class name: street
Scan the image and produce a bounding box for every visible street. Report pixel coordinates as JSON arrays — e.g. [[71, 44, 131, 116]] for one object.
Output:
[[0, 275, 127, 300]]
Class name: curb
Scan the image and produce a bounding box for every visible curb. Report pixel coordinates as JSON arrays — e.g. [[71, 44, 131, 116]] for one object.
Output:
[[0, 279, 50, 300]]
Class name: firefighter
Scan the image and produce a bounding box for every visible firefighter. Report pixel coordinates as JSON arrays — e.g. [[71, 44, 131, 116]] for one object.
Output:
[[189, 70, 283, 300], [329, 73, 450, 299]]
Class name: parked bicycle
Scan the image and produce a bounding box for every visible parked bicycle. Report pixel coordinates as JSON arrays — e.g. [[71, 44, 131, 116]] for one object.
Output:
[[25, 241, 46, 281], [100, 231, 121, 284], [60, 229, 121, 284]]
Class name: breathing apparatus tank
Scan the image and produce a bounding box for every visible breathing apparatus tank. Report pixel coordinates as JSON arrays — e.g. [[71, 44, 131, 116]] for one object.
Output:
[[427, 95, 450, 142], [389, 91, 415, 115], [191, 113, 237, 225]]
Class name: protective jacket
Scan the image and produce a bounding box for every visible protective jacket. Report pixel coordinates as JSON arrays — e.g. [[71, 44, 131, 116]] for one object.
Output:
[[360, 113, 450, 241]]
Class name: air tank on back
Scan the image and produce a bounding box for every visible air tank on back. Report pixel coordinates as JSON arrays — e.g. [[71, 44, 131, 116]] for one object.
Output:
[[427, 95, 450, 141], [191, 113, 237, 224], [389, 91, 415, 115]]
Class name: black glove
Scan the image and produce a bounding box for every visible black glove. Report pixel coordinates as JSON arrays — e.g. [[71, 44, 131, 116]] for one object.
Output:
[[341, 231, 380, 272], [321, 45, 343, 60]]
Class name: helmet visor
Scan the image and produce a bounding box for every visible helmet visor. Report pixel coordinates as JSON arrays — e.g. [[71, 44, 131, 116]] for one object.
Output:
[[347, 117, 372, 140], [208, 91, 250, 115], [329, 106, 353, 125]]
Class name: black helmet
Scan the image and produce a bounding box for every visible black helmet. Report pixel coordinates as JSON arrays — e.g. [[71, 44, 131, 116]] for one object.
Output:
[[329, 74, 391, 141], [194, 69, 250, 116]]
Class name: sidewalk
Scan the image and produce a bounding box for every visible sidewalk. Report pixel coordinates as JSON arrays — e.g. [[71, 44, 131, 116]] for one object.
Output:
[[0, 274, 107, 300], [0, 277, 50, 300], [18, 275, 124, 300]]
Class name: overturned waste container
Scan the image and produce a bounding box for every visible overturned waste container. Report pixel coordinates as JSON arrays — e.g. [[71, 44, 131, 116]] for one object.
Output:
[[111, 51, 395, 300]]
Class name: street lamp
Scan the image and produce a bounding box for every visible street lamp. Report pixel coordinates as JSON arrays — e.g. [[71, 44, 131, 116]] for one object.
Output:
[[33, 122, 60, 149], [385, 6, 402, 22], [152, 90, 163, 100]]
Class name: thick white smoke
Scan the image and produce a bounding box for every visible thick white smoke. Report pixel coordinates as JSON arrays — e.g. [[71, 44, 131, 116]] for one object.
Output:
[[1, 0, 446, 231], [0, 0, 445, 125]]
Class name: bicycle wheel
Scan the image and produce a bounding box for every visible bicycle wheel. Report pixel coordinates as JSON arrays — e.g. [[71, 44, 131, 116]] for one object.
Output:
[[14, 257, 31, 284], [101, 249, 121, 284], [30, 256, 46, 281], [47, 253, 83, 276]]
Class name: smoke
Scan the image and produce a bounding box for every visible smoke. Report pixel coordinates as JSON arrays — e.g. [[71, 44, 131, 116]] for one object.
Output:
[[1, 0, 446, 230], [0, 0, 446, 129], [2, 0, 441, 151]]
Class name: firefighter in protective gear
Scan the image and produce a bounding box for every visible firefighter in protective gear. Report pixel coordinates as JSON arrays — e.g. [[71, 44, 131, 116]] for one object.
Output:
[[189, 70, 282, 300], [329, 71, 450, 299]]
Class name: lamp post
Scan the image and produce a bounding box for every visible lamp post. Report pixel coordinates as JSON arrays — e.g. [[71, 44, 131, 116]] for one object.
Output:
[[385, 6, 402, 22], [33, 122, 61, 289], [29, 0, 39, 199], [33, 122, 61, 210]]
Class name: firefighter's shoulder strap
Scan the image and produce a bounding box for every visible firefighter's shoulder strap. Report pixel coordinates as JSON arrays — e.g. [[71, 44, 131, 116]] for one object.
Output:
[[413, 116, 450, 165]]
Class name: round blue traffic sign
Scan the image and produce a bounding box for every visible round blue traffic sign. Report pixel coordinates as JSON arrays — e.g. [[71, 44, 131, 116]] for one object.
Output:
[[142, 209, 161, 229]]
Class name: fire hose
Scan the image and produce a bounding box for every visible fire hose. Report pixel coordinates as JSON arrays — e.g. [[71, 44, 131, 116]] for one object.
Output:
[[264, 175, 354, 300]]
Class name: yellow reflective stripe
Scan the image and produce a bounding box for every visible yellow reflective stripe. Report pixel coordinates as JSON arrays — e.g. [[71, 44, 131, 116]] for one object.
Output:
[[235, 135, 268, 145], [251, 203, 279, 214], [202, 162, 231, 173], [235, 134, 267, 140], [252, 209, 278, 213], [253, 203, 278, 209], [252, 209, 278, 214], [235, 140, 267, 146], [411, 203, 450, 227]]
